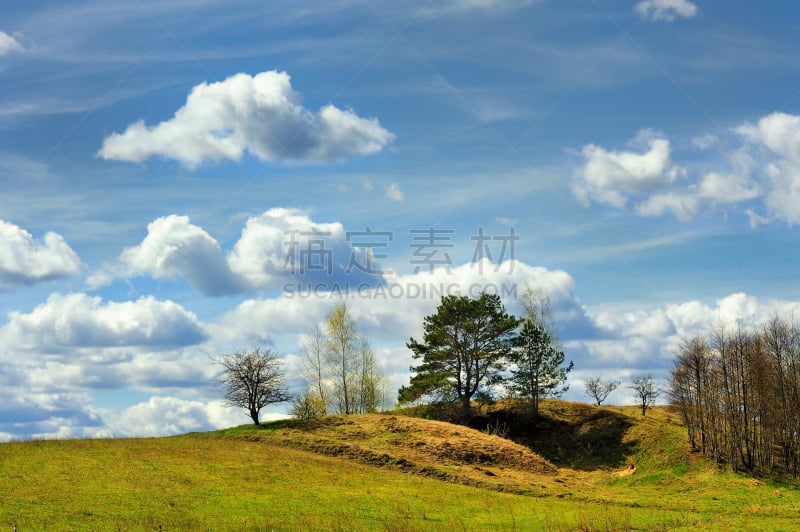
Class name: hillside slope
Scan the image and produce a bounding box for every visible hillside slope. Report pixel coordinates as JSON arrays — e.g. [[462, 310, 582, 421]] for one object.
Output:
[[215, 413, 557, 494], [2, 401, 799, 530]]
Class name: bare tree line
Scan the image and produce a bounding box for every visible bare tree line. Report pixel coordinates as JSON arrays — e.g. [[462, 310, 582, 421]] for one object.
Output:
[[671, 315, 800, 476]]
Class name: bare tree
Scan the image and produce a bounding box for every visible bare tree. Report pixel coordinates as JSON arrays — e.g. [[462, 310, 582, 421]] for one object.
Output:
[[300, 324, 328, 414], [670, 315, 800, 477], [355, 338, 383, 413], [324, 303, 385, 414], [509, 285, 572, 418], [519, 284, 554, 331], [325, 303, 358, 414], [216, 348, 291, 425], [630, 374, 661, 416], [584, 376, 620, 406], [669, 335, 710, 451]]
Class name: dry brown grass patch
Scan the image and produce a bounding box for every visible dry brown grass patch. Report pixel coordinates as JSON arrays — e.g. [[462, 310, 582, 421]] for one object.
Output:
[[248, 413, 558, 493]]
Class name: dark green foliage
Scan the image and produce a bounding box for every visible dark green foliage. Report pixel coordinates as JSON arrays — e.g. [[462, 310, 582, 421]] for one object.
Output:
[[508, 319, 573, 417], [399, 293, 518, 417]]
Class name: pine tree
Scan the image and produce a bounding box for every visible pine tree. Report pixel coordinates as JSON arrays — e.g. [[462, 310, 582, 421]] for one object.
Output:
[[509, 319, 573, 418]]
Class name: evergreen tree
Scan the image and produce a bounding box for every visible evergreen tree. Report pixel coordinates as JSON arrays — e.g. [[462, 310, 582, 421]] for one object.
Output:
[[399, 293, 518, 418], [509, 319, 573, 417]]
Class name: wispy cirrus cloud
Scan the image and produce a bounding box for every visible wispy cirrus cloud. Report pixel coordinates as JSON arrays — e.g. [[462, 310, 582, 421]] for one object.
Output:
[[98, 70, 395, 169]]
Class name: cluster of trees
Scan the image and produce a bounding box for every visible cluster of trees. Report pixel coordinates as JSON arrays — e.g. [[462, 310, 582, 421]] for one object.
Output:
[[398, 289, 573, 419], [296, 303, 386, 418], [670, 316, 800, 476], [216, 303, 386, 424], [583, 375, 663, 416]]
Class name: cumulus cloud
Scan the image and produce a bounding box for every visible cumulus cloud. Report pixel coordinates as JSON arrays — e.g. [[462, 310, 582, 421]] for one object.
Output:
[[1, 293, 207, 351], [91, 208, 385, 296], [104, 397, 259, 437], [635, 0, 697, 22], [634, 192, 698, 221], [0, 31, 23, 55], [385, 182, 405, 202], [571, 115, 800, 223], [214, 258, 591, 347], [98, 70, 394, 168], [736, 112, 800, 160], [6, 257, 800, 438], [88, 215, 245, 296], [573, 129, 685, 209], [733, 112, 800, 225], [567, 291, 800, 390], [0, 220, 82, 290]]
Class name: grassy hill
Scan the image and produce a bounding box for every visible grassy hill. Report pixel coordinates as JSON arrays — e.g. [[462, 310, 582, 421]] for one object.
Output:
[[2, 401, 799, 530]]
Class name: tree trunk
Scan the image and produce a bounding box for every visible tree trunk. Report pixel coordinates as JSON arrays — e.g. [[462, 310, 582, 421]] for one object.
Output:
[[461, 395, 472, 419]]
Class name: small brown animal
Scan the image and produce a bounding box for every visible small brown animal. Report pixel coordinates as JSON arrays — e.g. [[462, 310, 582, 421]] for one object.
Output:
[[614, 463, 636, 477]]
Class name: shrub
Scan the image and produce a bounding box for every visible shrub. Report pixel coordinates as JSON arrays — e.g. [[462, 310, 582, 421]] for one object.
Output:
[[292, 392, 327, 421]]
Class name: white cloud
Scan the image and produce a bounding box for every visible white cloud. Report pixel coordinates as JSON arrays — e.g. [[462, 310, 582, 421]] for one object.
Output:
[[6, 260, 800, 438], [1, 293, 207, 350], [635, 192, 698, 222], [635, 0, 697, 22], [736, 112, 800, 160], [692, 133, 719, 151], [573, 292, 800, 379], [495, 216, 516, 226], [385, 182, 405, 202], [227, 207, 352, 287], [91, 208, 383, 296], [0, 220, 82, 290], [0, 31, 23, 55], [745, 209, 769, 229], [572, 115, 800, 223], [573, 130, 683, 209], [88, 214, 245, 296], [98, 70, 395, 168], [105, 397, 254, 437], [735, 112, 800, 225], [215, 258, 589, 348], [696, 171, 760, 203], [417, 0, 538, 16]]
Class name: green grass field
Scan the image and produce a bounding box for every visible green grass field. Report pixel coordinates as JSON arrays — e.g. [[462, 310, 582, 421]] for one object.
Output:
[[2, 402, 799, 530]]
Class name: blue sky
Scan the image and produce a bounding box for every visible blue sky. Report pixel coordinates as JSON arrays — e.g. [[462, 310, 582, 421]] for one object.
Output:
[[2, 0, 800, 439]]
